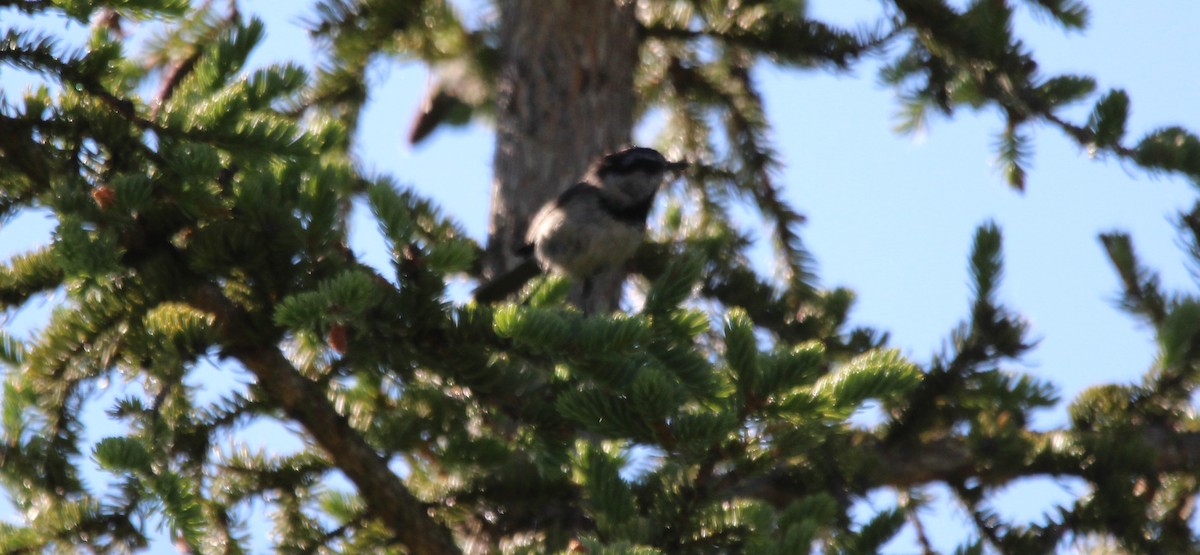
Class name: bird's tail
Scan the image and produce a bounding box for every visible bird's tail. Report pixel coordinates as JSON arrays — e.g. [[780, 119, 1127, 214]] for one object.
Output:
[[473, 258, 543, 303]]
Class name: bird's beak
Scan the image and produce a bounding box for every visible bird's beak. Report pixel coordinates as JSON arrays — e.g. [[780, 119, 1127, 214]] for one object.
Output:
[[665, 160, 689, 172]]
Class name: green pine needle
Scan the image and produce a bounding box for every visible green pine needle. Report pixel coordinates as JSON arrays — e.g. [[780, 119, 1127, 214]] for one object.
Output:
[[1087, 89, 1129, 148], [811, 349, 920, 409], [969, 222, 1004, 305]]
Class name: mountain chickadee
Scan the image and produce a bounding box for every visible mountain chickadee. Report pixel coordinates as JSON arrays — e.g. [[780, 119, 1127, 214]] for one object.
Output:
[[475, 146, 687, 311]]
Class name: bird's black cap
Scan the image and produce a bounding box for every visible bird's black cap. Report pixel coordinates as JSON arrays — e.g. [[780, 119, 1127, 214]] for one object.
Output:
[[597, 147, 688, 177]]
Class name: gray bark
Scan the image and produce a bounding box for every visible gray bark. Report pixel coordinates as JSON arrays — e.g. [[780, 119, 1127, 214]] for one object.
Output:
[[488, 0, 640, 310]]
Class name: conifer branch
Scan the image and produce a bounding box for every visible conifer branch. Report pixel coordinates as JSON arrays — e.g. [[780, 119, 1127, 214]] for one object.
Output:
[[641, 18, 893, 69], [148, 0, 240, 117], [728, 426, 1200, 503], [888, 0, 1200, 186], [186, 283, 461, 555], [632, 243, 835, 346], [721, 54, 816, 294]]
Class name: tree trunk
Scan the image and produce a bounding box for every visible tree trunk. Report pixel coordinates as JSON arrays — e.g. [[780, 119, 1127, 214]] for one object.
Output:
[[487, 0, 640, 310]]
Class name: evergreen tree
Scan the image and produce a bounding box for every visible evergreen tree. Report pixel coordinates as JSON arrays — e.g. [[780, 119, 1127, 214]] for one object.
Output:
[[2, 1, 1200, 553]]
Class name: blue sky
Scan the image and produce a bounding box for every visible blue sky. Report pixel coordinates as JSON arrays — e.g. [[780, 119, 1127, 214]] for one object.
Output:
[[3, 1, 1200, 552]]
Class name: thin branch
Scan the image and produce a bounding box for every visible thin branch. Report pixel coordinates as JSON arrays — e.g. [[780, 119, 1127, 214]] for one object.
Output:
[[149, 0, 241, 117], [908, 510, 937, 555]]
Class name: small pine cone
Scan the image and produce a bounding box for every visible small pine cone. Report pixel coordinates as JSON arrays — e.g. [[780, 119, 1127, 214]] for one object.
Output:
[[92, 185, 116, 210], [327, 324, 348, 354]]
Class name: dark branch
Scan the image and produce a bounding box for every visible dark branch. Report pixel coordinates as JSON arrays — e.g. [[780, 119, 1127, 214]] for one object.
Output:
[[187, 283, 461, 555], [725, 427, 1200, 504]]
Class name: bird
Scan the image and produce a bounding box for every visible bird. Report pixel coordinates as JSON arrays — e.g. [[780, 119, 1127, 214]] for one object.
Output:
[[474, 146, 687, 312]]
